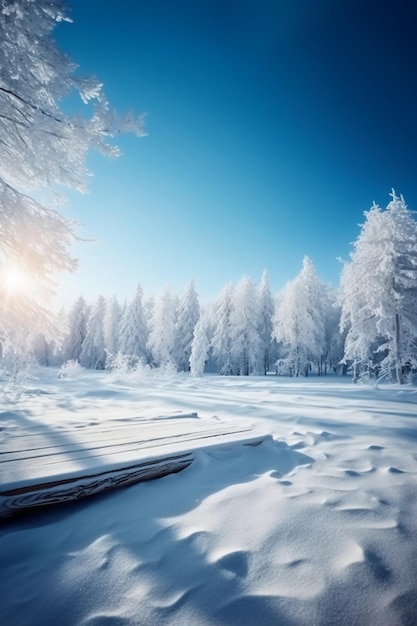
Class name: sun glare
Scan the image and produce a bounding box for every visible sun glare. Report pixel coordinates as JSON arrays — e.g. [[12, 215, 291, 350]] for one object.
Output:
[[4, 266, 29, 293]]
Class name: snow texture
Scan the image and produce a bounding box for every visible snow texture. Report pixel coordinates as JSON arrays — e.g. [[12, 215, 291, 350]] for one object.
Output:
[[1, 368, 417, 625]]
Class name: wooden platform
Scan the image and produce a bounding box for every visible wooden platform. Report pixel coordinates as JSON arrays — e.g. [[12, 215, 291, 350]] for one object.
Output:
[[0, 413, 267, 517]]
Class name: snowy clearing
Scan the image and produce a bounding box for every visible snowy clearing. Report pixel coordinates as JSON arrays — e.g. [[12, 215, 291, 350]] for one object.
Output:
[[1, 369, 417, 625]]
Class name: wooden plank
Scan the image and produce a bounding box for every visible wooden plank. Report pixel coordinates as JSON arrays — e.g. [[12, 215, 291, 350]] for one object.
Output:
[[0, 452, 194, 517], [0, 418, 269, 517], [0, 414, 201, 453], [0, 412, 200, 446], [0, 425, 253, 464], [0, 427, 255, 488]]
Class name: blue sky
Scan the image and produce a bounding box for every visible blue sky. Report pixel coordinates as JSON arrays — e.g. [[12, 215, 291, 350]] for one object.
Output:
[[54, 0, 417, 305]]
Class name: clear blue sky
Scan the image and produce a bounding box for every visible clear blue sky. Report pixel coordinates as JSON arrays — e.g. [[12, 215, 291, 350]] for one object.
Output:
[[53, 0, 417, 305]]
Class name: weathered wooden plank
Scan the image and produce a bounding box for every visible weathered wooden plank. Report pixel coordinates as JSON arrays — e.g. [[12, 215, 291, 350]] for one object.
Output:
[[0, 416, 200, 454], [0, 452, 194, 517], [1, 426, 253, 464], [0, 428, 255, 489], [1, 412, 199, 439], [0, 423, 268, 517], [0, 412, 200, 447]]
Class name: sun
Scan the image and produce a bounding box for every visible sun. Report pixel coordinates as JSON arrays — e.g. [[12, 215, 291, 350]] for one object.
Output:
[[4, 265, 29, 293]]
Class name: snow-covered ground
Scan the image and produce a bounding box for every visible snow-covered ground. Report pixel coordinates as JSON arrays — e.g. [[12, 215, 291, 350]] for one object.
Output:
[[1, 368, 417, 625]]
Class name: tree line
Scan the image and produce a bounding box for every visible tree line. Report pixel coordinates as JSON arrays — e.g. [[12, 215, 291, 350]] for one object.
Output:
[[27, 268, 343, 378], [23, 192, 417, 385]]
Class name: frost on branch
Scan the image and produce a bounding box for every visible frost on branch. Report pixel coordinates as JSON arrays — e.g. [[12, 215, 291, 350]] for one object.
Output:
[[0, 0, 144, 351]]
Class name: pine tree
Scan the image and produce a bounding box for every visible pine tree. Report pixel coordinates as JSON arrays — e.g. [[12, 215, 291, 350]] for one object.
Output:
[[258, 270, 275, 375], [147, 287, 177, 367], [190, 313, 210, 377], [321, 287, 344, 375], [174, 279, 200, 371], [230, 275, 261, 375], [273, 257, 326, 376], [30, 332, 52, 367], [118, 284, 148, 361], [103, 296, 122, 358], [211, 282, 234, 375], [80, 295, 106, 369], [61, 296, 89, 362], [340, 192, 417, 383]]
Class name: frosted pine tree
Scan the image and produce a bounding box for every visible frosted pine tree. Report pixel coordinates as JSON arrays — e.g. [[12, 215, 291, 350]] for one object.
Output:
[[258, 270, 275, 375], [147, 287, 177, 368], [30, 332, 52, 367], [118, 285, 148, 362], [211, 283, 235, 375], [143, 296, 155, 362], [230, 275, 262, 375], [321, 287, 344, 375], [103, 296, 122, 358], [80, 296, 106, 369], [273, 257, 326, 376], [339, 192, 417, 383], [174, 279, 200, 371], [61, 296, 89, 363], [189, 313, 210, 377], [0, 1, 143, 346]]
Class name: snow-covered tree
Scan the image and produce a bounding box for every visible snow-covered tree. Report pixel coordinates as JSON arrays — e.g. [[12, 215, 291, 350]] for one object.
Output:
[[339, 192, 417, 383], [61, 295, 89, 362], [258, 270, 275, 375], [118, 285, 148, 361], [79, 295, 106, 369], [211, 282, 235, 375], [147, 287, 177, 367], [321, 287, 344, 375], [174, 279, 200, 371], [30, 332, 52, 366], [0, 1, 143, 350], [103, 296, 121, 357], [273, 257, 326, 376], [230, 275, 261, 375], [189, 313, 210, 377]]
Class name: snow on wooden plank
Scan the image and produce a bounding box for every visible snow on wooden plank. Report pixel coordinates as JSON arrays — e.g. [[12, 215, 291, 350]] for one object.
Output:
[[1, 412, 200, 445], [0, 453, 195, 517], [0, 414, 268, 517], [0, 427, 257, 485], [0, 413, 201, 452], [1, 425, 253, 464]]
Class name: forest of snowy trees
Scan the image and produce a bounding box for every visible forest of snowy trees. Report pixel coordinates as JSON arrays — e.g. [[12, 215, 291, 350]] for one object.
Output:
[[6, 190, 416, 385], [1, 4, 416, 385], [21, 269, 345, 379]]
